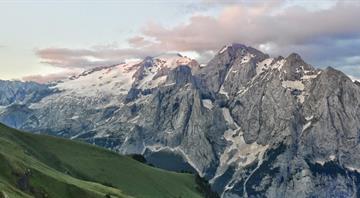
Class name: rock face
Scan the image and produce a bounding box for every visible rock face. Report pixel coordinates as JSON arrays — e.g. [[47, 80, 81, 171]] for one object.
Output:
[[1, 45, 360, 197], [0, 80, 53, 106]]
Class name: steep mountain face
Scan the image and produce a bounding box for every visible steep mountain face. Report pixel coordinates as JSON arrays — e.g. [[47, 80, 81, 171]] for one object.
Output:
[[1, 44, 360, 197], [0, 80, 54, 128], [0, 80, 53, 106]]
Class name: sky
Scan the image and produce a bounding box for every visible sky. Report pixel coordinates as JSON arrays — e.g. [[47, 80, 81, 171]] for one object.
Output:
[[0, 0, 360, 82]]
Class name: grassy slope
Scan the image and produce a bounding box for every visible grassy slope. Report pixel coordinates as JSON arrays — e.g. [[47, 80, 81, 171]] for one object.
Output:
[[0, 124, 202, 198]]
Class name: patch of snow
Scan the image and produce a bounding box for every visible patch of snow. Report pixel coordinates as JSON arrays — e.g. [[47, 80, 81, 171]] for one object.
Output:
[[128, 115, 140, 123], [301, 73, 320, 80], [137, 65, 159, 89], [164, 130, 175, 134], [298, 95, 305, 103], [212, 110, 270, 185], [163, 82, 176, 87], [302, 121, 312, 132], [213, 127, 268, 187], [222, 108, 237, 127], [215, 126, 269, 197], [94, 131, 110, 138], [179, 83, 191, 91], [256, 58, 273, 75], [219, 45, 228, 54], [219, 85, 229, 98], [329, 155, 336, 161], [70, 131, 90, 140], [150, 76, 168, 88], [271, 59, 286, 71], [240, 54, 251, 64], [303, 70, 322, 82], [346, 166, 360, 173], [315, 156, 338, 167], [0, 106, 7, 114], [224, 185, 233, 191], [243, 144, 267, 197], [202, 99, 213, 110], [237, 86, 250, 96], [70, 115, 79, 120], [225, 131, 264, 164], [316, 160, 326, 166], [218, 63, 235, 98], [281, 80, 305, 90], [349, 75, 360, 82], [304, 70, 311, 74], [305, 115, 314, 121], [281, 80, 309, 103]]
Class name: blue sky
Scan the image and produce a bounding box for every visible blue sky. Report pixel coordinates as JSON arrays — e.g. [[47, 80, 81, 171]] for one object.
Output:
[[0, 0, 360, 82]]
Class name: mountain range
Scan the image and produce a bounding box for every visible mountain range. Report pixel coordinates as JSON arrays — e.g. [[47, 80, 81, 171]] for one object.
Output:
[[1, 43, 360, 197]]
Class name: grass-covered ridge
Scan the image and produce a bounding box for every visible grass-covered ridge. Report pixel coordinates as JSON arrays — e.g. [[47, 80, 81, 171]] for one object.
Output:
[[0, 124, 202, 198]]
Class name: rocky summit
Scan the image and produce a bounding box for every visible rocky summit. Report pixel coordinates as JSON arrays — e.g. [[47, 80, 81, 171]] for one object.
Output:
[[1, 44, 360, 197]]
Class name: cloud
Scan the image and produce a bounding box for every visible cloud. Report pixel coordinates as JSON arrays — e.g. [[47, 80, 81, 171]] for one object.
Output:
[[200, 0, 283, 8], [22, 70, 79, 83], [35, 0, 360, 77], [128, 36, 153, 48], [133, 1, 360, 52], [127, 0, 360, 76], [36, 47, 163, 69]]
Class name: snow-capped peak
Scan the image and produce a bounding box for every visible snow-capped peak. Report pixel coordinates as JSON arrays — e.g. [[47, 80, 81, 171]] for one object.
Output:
[[132, 54, 198, 90], [218, 43, 249, 55]]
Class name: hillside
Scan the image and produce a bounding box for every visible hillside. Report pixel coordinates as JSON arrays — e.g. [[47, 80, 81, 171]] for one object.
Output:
[[0, 123, 203, 198]]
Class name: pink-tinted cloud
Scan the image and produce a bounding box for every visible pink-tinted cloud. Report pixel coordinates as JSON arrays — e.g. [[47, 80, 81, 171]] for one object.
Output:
[[128, 36, 152, 48], [22, 71, 78, 83], [35, 1, 360, 77], [132, 1, 360, 53], [36, 47, 162, 69]]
